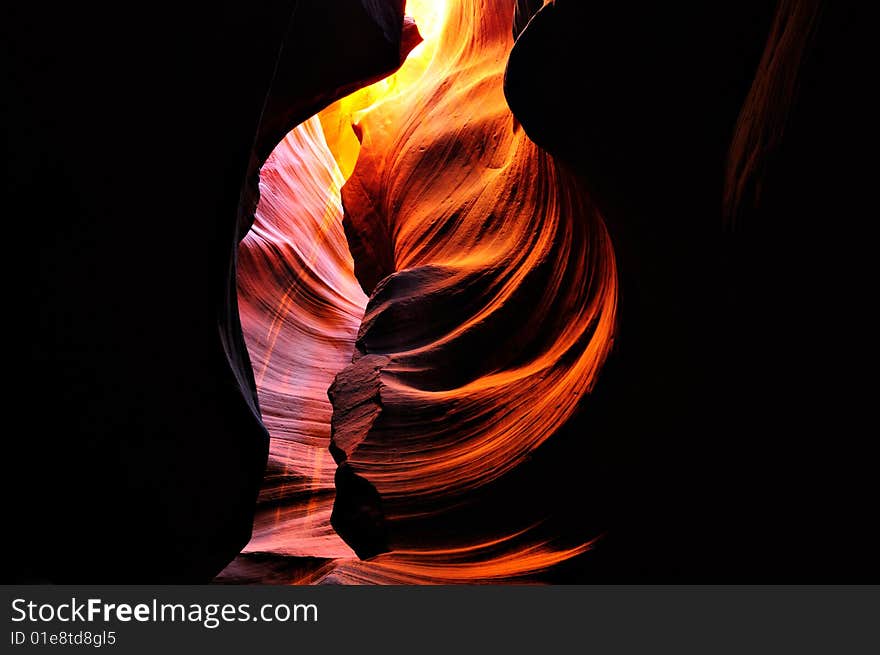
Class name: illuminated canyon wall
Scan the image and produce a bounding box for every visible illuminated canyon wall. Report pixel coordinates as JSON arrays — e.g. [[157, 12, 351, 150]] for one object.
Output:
[[14, 0, 871, 584], [227, 0, 618, 584]]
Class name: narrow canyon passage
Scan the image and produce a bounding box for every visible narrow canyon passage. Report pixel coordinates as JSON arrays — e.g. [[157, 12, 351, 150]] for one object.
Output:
[[12, 0, 871, 586], [225, 0, 617, 584]]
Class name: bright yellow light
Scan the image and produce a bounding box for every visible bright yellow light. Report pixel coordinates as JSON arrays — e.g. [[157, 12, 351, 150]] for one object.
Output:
[[405, 0, 448, 59], [319, 0, 450, 179]]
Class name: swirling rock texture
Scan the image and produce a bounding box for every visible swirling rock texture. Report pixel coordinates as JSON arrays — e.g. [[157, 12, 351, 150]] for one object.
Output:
[[10, 0, 873, 583], [330, 0, 618, 560], [221, 0, 618, 584], [234, 118, 366, 567], [228, 0, 875, 583]]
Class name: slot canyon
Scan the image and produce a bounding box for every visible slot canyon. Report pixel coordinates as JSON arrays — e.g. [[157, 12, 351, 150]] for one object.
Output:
[[9, 0, 873, 583], [224, 0, 616, 584]]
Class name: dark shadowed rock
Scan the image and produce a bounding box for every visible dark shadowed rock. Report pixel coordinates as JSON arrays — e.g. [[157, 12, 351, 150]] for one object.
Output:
[[504, 1, 875, 579], [513, 0, 544, 39], [330, 463, 390, 561], [7, 0, 413, 582]]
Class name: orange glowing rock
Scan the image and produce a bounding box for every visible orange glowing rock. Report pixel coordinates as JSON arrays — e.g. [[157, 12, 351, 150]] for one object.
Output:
[[231, 0, 618, 584], [237, 117, 365, 560], [329, 0, 618, 564]]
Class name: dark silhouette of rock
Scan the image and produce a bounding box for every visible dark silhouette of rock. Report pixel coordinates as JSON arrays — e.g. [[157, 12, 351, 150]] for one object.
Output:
[[6, 0, 413, 582], [513, 0, 544, 39], [330, 464, 390, 561], [504, 1, 875, 580]]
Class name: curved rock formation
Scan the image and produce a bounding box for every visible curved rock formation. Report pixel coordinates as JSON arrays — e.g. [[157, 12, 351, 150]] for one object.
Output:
[[216, 0, 877, 583], [236, 118, 366, 561], [225, 0, 618, 583], [14, 0, 873, 584], [331, 0, 618, 558]]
